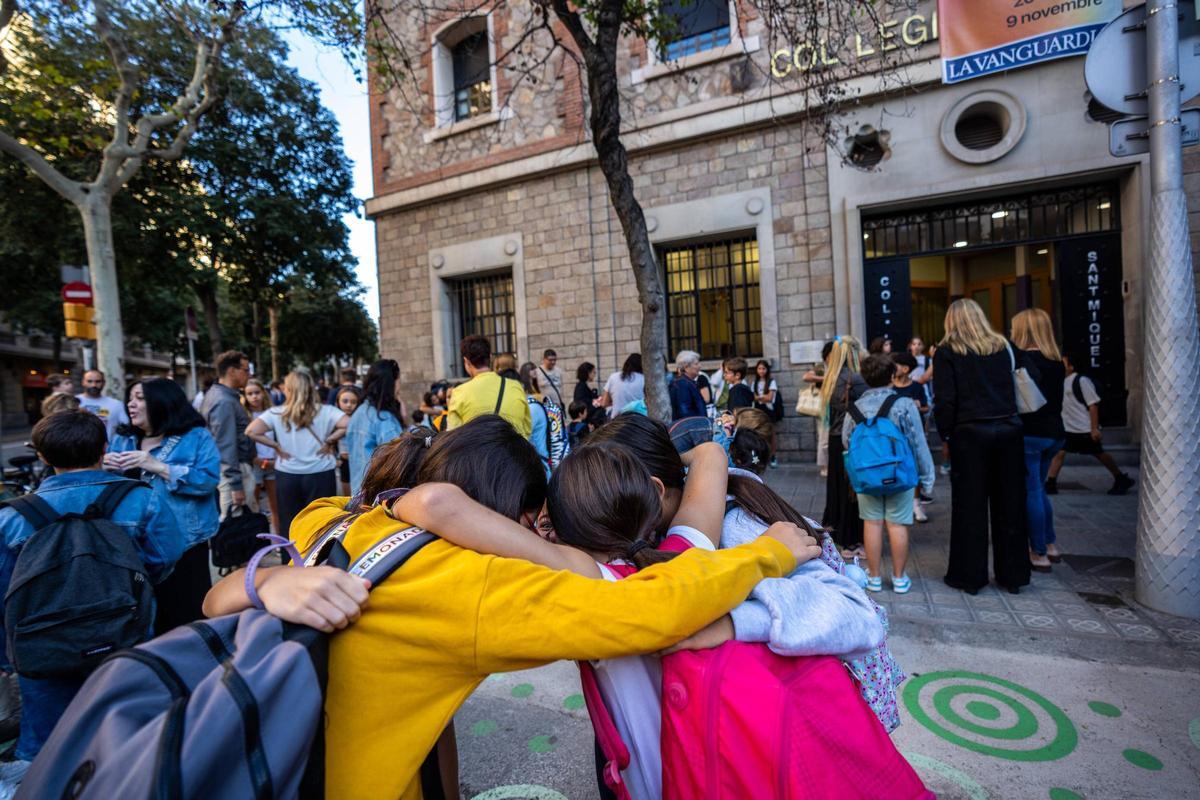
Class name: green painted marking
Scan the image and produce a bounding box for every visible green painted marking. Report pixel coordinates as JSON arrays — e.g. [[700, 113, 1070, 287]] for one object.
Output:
[[902, 670, 1078, 762], [966, 700, 1002, 721], [1122, 749, 1163, 771], [1189, 718, 1200, 751], [527, 735, 556, 754], [934, 686, 1038, 739], [1048, 789, 1083, 800], [1087, 701, 1121, 718], [900, 751, 988, 800], [563, 693, 585, 711], [511, 683, 534, 699], [469, 786, 568, 800], [470, 720, 498, 737]]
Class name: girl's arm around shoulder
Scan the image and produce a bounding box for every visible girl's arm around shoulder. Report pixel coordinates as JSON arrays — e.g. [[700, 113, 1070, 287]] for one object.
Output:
[[670, 442, 730, 548], [394, 483, 599, 577], [202, 564, 369, 633]]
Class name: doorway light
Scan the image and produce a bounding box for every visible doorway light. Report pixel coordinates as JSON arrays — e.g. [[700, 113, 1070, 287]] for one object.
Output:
[[991, 210, 1009, 219], [953, 240, 968, 248], [864, 233, 870, 240], [1037, 248, 1048, 255], [1098, 201, 1111, 209]]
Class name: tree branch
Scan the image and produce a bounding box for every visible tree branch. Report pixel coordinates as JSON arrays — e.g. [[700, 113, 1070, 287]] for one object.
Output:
[[93, 0, 137, 154], [0, 130, 86, 204]]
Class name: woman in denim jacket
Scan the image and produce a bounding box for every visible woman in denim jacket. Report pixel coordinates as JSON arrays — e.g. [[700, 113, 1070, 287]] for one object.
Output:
[[107, 378, 220, 633]]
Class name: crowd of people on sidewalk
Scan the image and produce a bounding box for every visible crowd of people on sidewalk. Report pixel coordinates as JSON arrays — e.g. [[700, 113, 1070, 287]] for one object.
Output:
[[0, 301, 1137, 798], [810, 298, 1135, 600]]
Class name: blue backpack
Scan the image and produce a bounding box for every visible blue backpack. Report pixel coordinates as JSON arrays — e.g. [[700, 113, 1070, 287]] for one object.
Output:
[[844, 394, 918, 496]]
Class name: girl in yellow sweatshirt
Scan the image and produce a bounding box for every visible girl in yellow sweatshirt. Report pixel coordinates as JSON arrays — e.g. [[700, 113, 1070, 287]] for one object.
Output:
[[203, 415, 807, 799]]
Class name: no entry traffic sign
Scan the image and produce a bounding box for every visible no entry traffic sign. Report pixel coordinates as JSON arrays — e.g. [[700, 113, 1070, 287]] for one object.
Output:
[[61, 281, 93, 306]]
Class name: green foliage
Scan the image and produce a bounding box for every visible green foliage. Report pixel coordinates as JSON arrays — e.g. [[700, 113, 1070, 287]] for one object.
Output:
[[0, 5, 375, 366]]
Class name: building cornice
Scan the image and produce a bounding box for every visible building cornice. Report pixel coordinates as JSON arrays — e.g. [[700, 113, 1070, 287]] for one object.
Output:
[[365, 57, 942, 218]]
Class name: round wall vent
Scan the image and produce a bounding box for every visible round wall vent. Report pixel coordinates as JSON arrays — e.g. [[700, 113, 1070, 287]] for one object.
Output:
[[940, 90, 1026, 165], [845, 125, 891, 170]]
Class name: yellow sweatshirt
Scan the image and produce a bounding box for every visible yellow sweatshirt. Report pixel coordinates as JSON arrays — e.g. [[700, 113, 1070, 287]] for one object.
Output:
[[292, 497, 796, 800]]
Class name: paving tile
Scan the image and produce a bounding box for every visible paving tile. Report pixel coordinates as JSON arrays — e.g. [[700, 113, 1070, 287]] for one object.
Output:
[[1166, 628, 1200, 644], [929, 592, 966, 607], [891, 604, 934, 621], [1004, 597, 1050, 613], [930, 605, 973, 622], [1065, 618, 1118, 636], [1112, 623, 1161, 640], [1095, 606, 1142, 622], [966, 594, 1005, 609], [976, 610, 1019, 625], [1017, 613, 1061, 630]]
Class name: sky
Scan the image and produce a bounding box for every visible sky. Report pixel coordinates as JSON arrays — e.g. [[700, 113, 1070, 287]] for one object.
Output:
[[282, 32, 379, 320]]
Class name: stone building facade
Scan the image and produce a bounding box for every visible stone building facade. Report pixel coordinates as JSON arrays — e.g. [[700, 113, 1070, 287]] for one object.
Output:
[[368, 0, 1195, 457]]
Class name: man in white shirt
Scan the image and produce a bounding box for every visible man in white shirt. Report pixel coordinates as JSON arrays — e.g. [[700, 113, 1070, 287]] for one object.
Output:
[[1045, 352, 1134, 496], [76, 370, 129, 441], [538, 349, 565, 408]]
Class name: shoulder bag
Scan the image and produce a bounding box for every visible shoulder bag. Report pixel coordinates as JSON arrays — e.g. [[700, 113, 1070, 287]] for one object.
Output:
[[1007, 343, 1047, 414]]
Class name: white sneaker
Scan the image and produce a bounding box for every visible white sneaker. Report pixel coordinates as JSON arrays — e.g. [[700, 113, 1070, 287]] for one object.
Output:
[[913, 505, 928, 523]]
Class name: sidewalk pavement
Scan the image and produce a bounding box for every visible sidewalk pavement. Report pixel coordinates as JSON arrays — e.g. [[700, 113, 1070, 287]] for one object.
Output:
[[455, 463, 1200, 800]]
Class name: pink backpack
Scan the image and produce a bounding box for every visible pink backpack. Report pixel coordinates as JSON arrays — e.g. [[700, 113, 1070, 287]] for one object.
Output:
[[585, 645, 933, 799]]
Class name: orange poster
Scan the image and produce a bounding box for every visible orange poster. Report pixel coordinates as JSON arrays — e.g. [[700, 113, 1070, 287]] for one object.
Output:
[[938, 0, 1120, 83]]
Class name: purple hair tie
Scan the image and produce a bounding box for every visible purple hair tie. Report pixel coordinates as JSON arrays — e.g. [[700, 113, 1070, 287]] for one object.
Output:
[[245, 534, 305, 611]]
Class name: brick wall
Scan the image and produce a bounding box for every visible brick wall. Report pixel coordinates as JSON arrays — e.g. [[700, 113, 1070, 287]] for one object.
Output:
[[376, 121, 832, 458]]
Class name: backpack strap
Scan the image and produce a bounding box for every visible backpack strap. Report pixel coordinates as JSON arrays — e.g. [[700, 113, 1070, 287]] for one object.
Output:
[[348, 525, 437, 587], [0, 493, 59, 530], [1072, 374, 1087, 406], [578, 662, 632, 800], [875, 393, 902, 422], [847, 401, 867, 425], [494, 374, 507, 415], [87, 479, 149, 519]]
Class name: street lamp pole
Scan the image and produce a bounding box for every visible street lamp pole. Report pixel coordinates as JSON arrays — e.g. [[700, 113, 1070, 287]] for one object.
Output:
[[1136, 1, 1200, 618]]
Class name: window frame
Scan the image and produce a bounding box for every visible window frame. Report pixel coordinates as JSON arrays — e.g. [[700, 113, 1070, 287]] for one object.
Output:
[[658, 234, 763, 361], [446, 271, 516, 375], [633, 0, 759, 84], [430, 15, 499, 130]]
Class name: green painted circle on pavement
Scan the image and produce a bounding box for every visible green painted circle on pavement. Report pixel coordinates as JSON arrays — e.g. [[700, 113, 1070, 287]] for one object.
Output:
[[528, 735, 556, 754], [1122, 749, 1163, 771], [966, 700, 1002, 721], [511, 683, 534, 699], [1049, 789, 1083, 800], [902, 670, 1078, 762], [470, 720, 498, 737], [1189, 718, 1200, 751], [932, 686, 1038, 739], [1087, 701, 1121, 718], [563, 693, 585, 710], [469, 786, 568, 800]]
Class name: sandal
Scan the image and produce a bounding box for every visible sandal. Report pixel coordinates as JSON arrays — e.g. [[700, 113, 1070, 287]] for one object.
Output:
[[1046, 544, 1063, 563]]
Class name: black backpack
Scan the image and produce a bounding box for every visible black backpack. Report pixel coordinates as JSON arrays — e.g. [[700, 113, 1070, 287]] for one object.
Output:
[[1, 480, 156, 679]]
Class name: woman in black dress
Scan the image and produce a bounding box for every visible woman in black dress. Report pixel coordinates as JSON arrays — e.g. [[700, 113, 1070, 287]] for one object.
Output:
[[933, 299, 1032, 595], [820, 336, 867, 556]]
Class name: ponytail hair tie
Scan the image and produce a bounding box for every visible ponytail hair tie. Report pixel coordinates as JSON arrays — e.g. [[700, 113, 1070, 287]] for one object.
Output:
[[424, 435, 433, 448], [625, 540, 652, 560]]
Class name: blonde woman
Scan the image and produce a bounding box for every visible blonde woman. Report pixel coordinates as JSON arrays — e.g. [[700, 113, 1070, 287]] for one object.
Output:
[[246, 371, 348, 535], [819, 336, 867, 556], [933, 299, 1031, 595], [1011, 309, 1066, 572]]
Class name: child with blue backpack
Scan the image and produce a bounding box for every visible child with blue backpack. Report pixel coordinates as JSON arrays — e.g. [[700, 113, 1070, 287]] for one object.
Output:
[[843, 354, 935, 594]]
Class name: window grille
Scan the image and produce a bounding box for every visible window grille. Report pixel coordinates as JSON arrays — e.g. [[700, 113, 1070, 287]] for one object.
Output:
[[447, 272, 514, 375], [660, 0, 731, 60], [660, 236, 761, 360], [862, 183, 1119, 259]]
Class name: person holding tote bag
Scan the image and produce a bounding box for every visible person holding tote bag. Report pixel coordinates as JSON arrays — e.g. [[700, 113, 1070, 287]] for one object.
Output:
[[933, 299, 1033, 595], [819, 337, 867, 557], [246, 371, 348, 536], [1011, 309, 1066, 573]]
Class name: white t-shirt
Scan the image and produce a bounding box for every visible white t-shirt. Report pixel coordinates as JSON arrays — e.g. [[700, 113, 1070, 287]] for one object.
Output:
[[752, 378, 779, 410], [1061, 374, 1101, 434], [259, 405, 344, 474], [603, 371, 645, 418], [76, 394, 128, 440]]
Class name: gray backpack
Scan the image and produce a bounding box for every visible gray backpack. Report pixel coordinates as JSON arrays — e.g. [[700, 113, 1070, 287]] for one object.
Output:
[[0, 479, 155, 679], [17, 516, 435, 800]]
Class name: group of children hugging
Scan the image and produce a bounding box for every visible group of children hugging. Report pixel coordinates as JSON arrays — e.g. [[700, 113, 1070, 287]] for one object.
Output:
[[195, 409, 934, 798]]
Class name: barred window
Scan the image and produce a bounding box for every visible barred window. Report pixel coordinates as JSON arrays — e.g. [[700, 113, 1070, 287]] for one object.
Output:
[[661, 236, 761, 360], [447, 272, 514, 376], [660, 0, 732, 60]]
